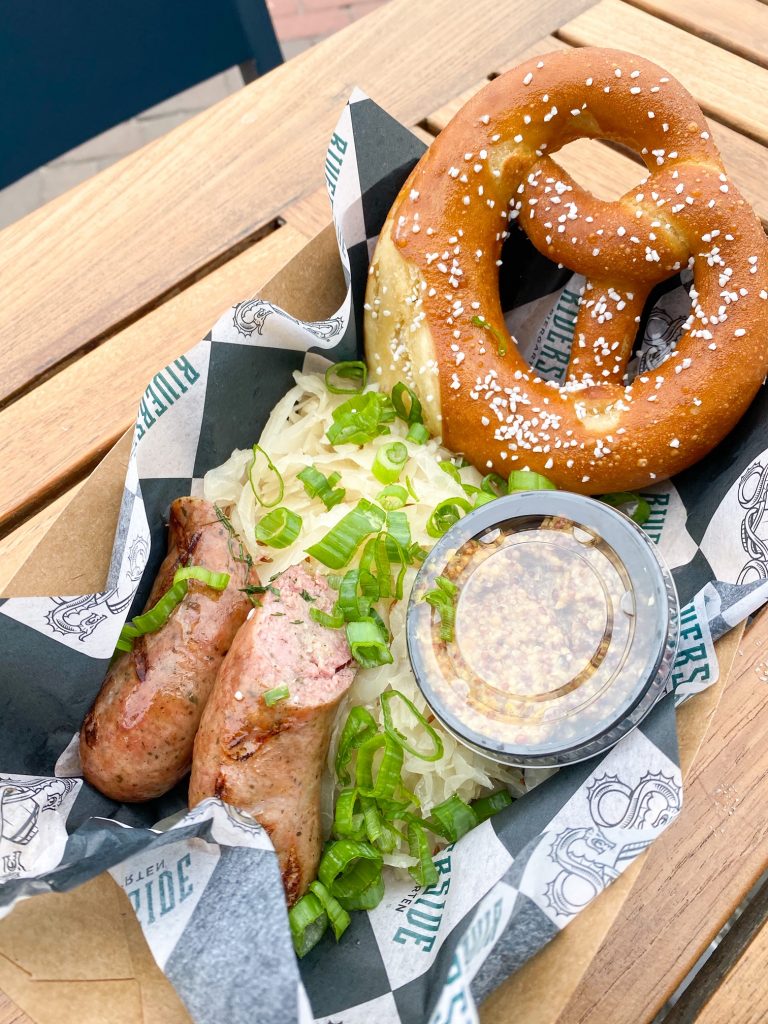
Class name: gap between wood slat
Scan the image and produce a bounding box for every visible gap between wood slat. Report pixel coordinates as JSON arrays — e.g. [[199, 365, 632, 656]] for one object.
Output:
[[0, 216, 283, 415], [0, 223, 309, 538], [623, 0, 768, 71]]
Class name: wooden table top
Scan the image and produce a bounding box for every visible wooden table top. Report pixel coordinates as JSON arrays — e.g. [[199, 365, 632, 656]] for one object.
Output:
[[2, 0, 768, 1021]]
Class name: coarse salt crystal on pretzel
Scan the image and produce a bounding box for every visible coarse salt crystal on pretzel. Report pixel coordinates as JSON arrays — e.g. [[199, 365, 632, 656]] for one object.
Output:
[[364, 47, 768, 493]]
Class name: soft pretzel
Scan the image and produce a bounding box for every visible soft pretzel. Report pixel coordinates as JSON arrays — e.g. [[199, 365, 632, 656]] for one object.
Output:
[[364, 48, 768, 493]]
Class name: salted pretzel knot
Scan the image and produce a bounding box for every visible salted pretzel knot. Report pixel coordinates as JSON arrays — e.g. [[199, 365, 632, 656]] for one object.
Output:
[[364, 48, 768, 493]]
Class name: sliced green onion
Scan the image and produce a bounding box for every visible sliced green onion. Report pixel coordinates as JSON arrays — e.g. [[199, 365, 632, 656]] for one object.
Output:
[[309, 881, 351, 942], [326, 392, 395, 446], [471, 790, 513, 823], [481, 472, 507, 497], [372, 442, 409, 485], [337, 568, 377, 621], [377, 484, 409, 510], [327, 573, 344, 590], [391, 382, 423, 424], [507, 470, 557, 493], [439, 460, 462, 485], [119, 566, 230, 651], [297, 465, 346, 510], [325, 360, 367, 395], [471, 314, 509, 356], [600, 491, 652, 526], [335, 706, 378, 785], [405, 476, 419, 502], [318, 840, 382, 902], [248, 444, 284, 508], [428, 794, 478, 843], [356, 733, 404, 800], [466, 487, 495, 508], [173, 566, 231, 590], [406, 422, 430, 445], [381, 690, 444, 762], [214, 503, 254, 571], [407, 821, 439, 887], [263, 684, 290, 707], [423, 575, 458, 643], [338, 873, 385, 911], [426, 497, 472, 538], [362, 796, 402, 854], [334, 788, 366, 841], [288, 891, 328, 957], [255, 507, 302, 548], [346, 617, 393, 668], [310, 604, 345, 629], [306, 499, 386, 569]]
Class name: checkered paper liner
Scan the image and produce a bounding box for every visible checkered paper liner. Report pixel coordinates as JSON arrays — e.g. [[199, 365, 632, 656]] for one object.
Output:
[[2, 91, 768, 1024]]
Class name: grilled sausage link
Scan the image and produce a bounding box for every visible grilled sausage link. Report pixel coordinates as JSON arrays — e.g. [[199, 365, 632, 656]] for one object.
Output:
[[189, 563, 356, 905], [81, 497, 256, 802]]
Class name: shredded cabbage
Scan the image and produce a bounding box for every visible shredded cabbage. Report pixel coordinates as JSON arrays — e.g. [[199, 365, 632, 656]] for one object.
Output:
[[203, 368, 527, 862]]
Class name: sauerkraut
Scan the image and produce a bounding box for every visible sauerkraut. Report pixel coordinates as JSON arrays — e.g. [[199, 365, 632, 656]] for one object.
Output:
[[203, 364, 526, 865]]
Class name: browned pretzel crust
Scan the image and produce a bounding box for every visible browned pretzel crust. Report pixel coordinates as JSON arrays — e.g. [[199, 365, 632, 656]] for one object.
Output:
[[364, 48, 768, 493]]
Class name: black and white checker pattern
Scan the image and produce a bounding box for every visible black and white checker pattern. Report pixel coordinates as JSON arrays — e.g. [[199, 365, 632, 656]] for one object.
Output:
[[2, 89, 768, 1024]]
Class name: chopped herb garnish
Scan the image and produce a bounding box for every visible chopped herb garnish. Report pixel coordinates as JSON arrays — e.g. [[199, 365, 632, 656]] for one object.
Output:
[[291, 619, 304, 625], [300, 589, 316, 602], [214, 503, 253, 570], [471, 315, 508, 356]]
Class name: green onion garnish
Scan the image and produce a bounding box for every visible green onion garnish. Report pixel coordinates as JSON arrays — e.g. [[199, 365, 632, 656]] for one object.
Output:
[[471, 314, 509, 356], [255, 507, 302, 548], [426, 497, 472, 538], [406, 422, 430, 444], [333, 788, 366, 840], [507, 470, 556, 492], [336, 871, 385, 911], [263, 684, 290, 707], [309, 604, 345, 629], [422, 575, 458, 642], [471, 790, 513, 822], [600, 491, 651, 525], [439, 460, 462, 485], [326, 392, 395, 446], [356, 733, 404, 799], [306, 499, 385, 569], [391, 382, 423, 425], [337, 568, 377, 621], [248, 444, 284, 508], [308, 880, 351, 941], [214, 503, 253, 570], [372, 441, 408, 484], [288, 891, 328, 957], [335, 706, 378, 785], [117, 566, 230, 652], [325, 360, 367, 395], [346, 617, 393, 668], [297, 465, 346, 510], [407, 821, 439, 887], [377, 484, 409, 510], [318, 839, 383, 904], [427, 794, 478, 843], [481, 472, 507, 497], [381, 690, 444, 762]]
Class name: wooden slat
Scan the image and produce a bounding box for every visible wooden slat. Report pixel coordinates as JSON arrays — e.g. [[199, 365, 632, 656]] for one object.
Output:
[[685, 908, 768, 1024], [558, 1, 768, 146], [625, 0, 768, 70], [0, 483, 83, 593], [556, 609, 768, 1024], [0, 224, 307, 533], [0, 0, 595, 407], [663, 874, 768, 1023], [0, 991, 31, 1024], [280, 187, 333, 240]]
